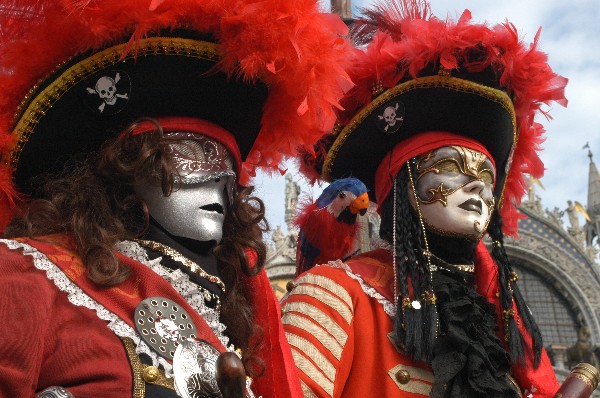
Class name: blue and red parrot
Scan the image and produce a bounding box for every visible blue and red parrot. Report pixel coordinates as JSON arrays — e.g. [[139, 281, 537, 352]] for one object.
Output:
[[294, 177, 369, 276]]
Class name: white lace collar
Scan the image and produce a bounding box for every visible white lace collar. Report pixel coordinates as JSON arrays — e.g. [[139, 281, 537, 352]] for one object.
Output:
[[0, 238, 233, 377]]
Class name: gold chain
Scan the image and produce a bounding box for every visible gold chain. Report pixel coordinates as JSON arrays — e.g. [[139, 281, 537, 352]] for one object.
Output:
[[423, 251, 475, 273], [134, 239, 226, 294]]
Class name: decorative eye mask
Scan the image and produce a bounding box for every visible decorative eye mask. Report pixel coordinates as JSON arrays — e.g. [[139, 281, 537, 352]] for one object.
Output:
[[165, 132, 236, 185], [415, 146, 496, 211]]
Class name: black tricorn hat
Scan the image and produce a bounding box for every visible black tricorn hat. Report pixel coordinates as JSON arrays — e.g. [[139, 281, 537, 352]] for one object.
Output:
[[323, 71, 515, 204], [9, 33, 267, 196], [300, 4, 567, 236], [0, 0, 352, 230]]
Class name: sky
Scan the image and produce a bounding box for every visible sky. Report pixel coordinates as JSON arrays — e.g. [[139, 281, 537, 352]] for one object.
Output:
[[253, 0, 600, 237]]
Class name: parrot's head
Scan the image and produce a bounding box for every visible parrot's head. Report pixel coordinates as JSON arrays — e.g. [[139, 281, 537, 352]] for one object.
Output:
[[317, 178, 369, 224]]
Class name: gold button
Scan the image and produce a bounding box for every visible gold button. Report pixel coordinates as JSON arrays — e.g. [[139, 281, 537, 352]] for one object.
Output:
[[395, 369, 410, 384], [143, 366, 160, 383]]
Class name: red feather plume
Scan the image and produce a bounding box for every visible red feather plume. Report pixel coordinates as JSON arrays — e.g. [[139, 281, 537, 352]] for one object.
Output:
[[334, 0, 567, 236], [0, 0, 354, 229]]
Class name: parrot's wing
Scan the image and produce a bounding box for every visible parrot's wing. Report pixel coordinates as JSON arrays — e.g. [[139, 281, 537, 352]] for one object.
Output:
[[296, 228, 321, 277], [293, 177, 369, 277]]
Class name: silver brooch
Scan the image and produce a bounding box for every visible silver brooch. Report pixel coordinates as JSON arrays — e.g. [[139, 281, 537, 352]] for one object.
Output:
[[134, 297, 199, 360], [36, 387, 74, 398], [173, 340, 222, 398]]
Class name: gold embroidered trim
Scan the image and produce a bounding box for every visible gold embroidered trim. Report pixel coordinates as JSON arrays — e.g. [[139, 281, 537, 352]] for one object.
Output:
[[286, 332, 336, 382], [572, 363, 600, 389], [322, 75, 517, 202], [296, 274, 353, 310], [121, 337, 146, 398], [290, 285, 353, 324], [121, 337, 176, 393], [387, 363, 434, 396], [6, 37, 219, 171], [282, 313, 343, 360], [291, 348, 334, 397], [301, 380, 319, 398], [282, 301, 348, 346]]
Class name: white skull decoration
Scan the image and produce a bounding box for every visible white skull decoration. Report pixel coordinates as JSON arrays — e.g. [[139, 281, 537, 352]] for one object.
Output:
[[377, 102, 403, 132], [95, 76, 118, 105], [383, 106, 396, 126], [383, 105, 398, 126], [86, 72, 129, 113]]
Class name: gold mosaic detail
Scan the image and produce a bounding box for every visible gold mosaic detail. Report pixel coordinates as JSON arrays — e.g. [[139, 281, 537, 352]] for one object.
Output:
[[291, 348, 334, 397], [290, 284, 353, 324], [121, 336, 176, 394], [282, 301, 349, 346], [322, 75, 517, 202], [5, 37, 220, 171], [282, 313, 343, 360]]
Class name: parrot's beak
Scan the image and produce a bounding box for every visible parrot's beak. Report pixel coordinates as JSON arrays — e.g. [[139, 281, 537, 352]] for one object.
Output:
[[350, 192, 369, 215]]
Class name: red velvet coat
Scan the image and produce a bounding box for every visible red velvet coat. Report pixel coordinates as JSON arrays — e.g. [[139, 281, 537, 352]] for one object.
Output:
[[0, 235, 301, 397], [282, 248, 559, 398]]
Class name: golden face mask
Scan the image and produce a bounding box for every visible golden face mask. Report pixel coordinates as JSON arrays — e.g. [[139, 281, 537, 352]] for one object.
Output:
[[412, 146, 496, 239]]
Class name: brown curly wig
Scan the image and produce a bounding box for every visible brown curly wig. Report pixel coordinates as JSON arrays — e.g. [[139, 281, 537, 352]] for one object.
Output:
[[4, 118, 269, 376]]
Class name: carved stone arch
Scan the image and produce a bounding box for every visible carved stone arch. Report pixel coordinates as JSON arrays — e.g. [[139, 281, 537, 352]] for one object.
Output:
[[502, 243, 600, 345]]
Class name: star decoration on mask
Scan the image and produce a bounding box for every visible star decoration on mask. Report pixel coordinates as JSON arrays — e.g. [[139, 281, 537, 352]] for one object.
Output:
[[424, 183, 452, 206]]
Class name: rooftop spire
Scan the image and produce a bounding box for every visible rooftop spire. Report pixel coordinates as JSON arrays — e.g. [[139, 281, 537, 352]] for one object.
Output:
[[586, 143, 600, 217]]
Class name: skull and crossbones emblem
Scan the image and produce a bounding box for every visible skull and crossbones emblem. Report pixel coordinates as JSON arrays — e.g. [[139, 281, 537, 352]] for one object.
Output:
[[86, 72, 129, 113], [377, 102, 404, 133]]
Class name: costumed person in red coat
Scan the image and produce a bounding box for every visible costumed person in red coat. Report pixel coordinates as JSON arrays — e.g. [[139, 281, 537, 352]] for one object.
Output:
[[0, 1, 353, 397], [282, 1, 568, 397]]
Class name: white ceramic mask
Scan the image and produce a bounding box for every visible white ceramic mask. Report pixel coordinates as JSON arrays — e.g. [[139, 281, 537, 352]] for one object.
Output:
[[411, 145, 495, 240]]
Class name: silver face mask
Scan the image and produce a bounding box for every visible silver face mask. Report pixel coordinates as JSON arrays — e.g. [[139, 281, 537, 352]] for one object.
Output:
[[135, 133, 236, 243]]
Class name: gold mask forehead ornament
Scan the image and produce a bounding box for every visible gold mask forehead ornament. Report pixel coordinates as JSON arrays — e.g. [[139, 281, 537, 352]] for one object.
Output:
[[415, 146, 495, 208]]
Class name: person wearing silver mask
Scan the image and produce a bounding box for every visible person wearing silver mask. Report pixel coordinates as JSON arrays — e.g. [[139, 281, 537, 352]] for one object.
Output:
[[0, 1, 352, 397], [4, 117, 268, 397]]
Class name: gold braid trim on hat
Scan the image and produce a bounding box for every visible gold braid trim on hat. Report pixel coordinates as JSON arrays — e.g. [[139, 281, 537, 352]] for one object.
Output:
[[6, 37, 220, 172], [322, 75, 517, 200]]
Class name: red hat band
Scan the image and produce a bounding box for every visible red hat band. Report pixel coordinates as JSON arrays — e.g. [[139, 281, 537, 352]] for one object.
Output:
[[375, 131, 495, 208]]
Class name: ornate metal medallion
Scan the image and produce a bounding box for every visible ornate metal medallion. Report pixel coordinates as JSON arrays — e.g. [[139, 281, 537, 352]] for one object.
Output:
[[173, 340, 222, 398], [134, 297, 199, 360], [36, 387, 74, 398]]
